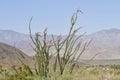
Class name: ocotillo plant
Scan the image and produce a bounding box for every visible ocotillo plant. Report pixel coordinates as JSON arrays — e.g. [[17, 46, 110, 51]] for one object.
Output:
[[29, 19, 53, 77], [52, 10, 91, 75], [29, 10, 91, 77]]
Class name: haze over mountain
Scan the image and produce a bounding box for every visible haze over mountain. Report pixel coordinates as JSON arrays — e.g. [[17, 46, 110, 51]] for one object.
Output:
[[83, 28, 120, 59], [0, 28, 120, 59]]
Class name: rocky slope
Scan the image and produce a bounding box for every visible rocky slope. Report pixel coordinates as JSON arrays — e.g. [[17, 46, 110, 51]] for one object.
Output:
[[0, 42, 32, 67]]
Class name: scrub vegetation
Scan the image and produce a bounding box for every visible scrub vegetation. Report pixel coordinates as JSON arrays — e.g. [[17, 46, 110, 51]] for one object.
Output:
[[0, 10, 120, 80]]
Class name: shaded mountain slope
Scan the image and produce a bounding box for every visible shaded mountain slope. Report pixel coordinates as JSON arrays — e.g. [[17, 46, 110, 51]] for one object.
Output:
[[0, 42, 32, 67]]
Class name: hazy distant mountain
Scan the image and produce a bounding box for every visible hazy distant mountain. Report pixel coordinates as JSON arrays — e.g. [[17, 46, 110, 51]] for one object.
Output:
[[82, 28, 120, 59], [0, 29, 120, 59], [0, 30, 30, 46], [0, 30, 33, 56], [0, 42, 31, 67]]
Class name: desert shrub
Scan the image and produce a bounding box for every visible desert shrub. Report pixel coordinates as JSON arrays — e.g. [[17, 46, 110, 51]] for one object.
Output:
[[110, 65, 120, 70]]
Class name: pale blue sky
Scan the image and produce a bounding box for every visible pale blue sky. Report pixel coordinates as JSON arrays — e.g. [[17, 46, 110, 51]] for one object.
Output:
[[0, 0, 120, 34]]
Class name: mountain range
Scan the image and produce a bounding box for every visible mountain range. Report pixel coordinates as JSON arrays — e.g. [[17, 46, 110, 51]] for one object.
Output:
[[0, 30, 33, 56], [0, 28, 120, 59], [83, 28, 120, 59]]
